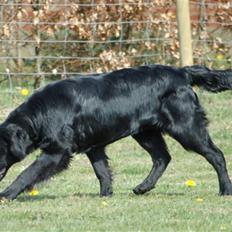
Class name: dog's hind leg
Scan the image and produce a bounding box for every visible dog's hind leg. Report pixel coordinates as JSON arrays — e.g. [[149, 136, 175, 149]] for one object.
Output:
[[170, 128, 232, 195], [161, 86, 232, 195], [132, 130, 171, 195], [86, 147, 113, 197], [0, 153, 64, 200]]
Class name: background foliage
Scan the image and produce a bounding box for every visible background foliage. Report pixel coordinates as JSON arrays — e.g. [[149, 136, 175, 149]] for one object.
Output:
[[0, 0, 232, 88]]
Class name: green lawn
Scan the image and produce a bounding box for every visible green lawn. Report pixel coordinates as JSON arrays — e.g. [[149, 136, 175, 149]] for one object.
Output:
[[0, 89, 231, 231]]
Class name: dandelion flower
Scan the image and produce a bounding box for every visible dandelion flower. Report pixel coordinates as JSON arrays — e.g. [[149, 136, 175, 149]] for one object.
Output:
[[220, 226, 226, 231], [20, 88, 29, 96], [101, 200, 108, 207], [216, 54, 224, 61], [185, 179, 196, 187], [196, 197, 203, 203], [28, 188, 39, 196]]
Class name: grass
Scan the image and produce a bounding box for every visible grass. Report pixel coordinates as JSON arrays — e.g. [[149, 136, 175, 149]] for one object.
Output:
[[0, 88, 232, 231]]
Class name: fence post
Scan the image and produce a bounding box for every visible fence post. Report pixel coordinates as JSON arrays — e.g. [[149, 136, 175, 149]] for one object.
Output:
[[176, 0, 193, 66]]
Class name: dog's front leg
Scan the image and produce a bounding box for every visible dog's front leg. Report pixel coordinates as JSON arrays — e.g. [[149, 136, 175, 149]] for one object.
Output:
[[0, 153, 63, 200]]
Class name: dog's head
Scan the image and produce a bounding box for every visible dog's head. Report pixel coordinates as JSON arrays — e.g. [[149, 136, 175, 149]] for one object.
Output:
[[0, 124, 30, 181], [0, 137, 14, 181]]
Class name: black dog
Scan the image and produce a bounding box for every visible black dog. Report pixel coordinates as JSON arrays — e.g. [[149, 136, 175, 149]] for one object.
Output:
[[0, 65, 232, 200]]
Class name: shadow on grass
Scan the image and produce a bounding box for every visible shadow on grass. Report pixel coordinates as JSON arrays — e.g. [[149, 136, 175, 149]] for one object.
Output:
[[17, 192, 101, 202], [129, 192, 185, 198], [17, 194, 58, 202], [16, 191, 186, 202], [73, 192, 101, 198], [154, 192, 185, 196]]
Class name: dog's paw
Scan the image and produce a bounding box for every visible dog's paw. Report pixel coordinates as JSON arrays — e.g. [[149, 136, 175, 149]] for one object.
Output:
[[0, 191, 17, 201], [133, 185, 147, 195], [133, 182, 155, 195], [100, 187, 113, 197], [220, 185, 232, 196]]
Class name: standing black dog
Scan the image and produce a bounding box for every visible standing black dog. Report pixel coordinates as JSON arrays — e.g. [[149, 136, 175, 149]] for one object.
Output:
[[0, 65, 232, 200]]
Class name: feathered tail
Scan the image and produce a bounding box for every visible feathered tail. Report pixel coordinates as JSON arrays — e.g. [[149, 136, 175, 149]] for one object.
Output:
[[182, 65, 232, 92]]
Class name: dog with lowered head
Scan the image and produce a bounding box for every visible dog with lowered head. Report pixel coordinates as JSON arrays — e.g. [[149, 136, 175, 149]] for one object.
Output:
[[0, 65, 232, 200]]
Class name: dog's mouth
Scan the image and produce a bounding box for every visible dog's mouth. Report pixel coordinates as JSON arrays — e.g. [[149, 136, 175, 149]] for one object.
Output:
[[0, 168, 6, 181]]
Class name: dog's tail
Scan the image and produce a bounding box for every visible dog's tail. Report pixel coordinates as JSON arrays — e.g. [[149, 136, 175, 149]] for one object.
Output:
[[182, 65, 232, 92]]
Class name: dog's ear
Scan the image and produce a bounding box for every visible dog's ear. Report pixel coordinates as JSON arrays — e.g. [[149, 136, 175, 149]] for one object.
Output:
[[7, 124, 30, 160]]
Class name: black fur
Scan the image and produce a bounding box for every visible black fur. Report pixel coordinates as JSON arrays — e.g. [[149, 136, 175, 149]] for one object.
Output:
[[0, 65, 232, 200]]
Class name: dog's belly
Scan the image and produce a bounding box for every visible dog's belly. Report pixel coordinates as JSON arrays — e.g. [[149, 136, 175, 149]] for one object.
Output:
[[74, 112, 158, 152]]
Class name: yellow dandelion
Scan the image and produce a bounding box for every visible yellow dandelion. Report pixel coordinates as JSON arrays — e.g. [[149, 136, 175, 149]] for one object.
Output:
[[196, 197, 204, 203], [185, 179, 196, 187], [101, 200, 108, 207], [216, 54, 224, 61], [28, 188, 39, 196], [220, 226, 226, 231], [20, 88, 29, 96]]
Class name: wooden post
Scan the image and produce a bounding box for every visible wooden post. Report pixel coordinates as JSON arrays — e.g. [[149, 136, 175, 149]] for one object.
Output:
[[176, 0, 193, 66]]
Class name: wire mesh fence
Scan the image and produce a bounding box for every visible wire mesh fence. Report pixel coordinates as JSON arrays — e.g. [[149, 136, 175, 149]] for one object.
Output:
[[0, 0, 232, 90]]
